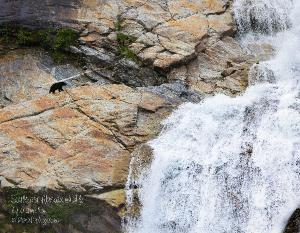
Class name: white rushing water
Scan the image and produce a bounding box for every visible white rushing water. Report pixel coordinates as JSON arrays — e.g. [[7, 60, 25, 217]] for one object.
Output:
[[125, 0, 300, 232]]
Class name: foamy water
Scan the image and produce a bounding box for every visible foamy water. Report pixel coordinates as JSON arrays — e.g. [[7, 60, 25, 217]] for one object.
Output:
[[125, 1, 300, 232]]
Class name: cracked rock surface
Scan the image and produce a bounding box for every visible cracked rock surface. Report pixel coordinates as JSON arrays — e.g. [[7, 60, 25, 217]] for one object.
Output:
[[79, 0, 233, 70], [1, 0, 236, 71], [0, 84, 173, 192], [0, 0, 256, 103]]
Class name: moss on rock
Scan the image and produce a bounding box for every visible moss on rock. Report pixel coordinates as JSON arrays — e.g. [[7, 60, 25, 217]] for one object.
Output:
[[54, 28, 78, 50], [0, 24, 80, 64], [114, 18, 139, 62]]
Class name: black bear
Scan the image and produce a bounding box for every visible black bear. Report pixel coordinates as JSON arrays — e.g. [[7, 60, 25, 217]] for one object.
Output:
[[49, 82, 67, 94]]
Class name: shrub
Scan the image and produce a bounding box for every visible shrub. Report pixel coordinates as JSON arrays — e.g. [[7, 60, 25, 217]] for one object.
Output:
[[16, 29, 39, 46], [114, 15, 122, 32], [37, 29, 56, 49], [118, 45, 138, 62], [0, 24, 16, 43], [114, 17, 139, 62], [0, 25, 81, 64], [116, 32, 138, 62], [46, 202, 88, 223], [54, 28, 78, 50], [116, 32, 136, 46], [52, 50, 68, 63]]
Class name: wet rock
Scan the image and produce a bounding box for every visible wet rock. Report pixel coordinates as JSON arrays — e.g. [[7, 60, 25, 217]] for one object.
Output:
[[248, 63, 276, 85], [124, 144, 153, 221], [185, 36, 256, 95], [242, 41, 276, 61], [234, 0, 291, 34], [139, 81, 203, 104], [283, 209, 300, 233], [127, 144, 153, 184]]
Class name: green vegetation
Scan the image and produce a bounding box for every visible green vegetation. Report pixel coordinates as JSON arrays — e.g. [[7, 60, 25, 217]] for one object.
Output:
[[0, 24, 17, 43], [16, 28, 40, 46], [0, 24, 80, 64], [1, 188, 88, 222], [1, 188, 34, 223], [4, 187, 31, 210], [53, 28, 78, 50], [118, 44, 139, 62], [37, 29, 56, 49], [46, 202, 89, 223], [116, 32, 136, 45], [0, 188, 100, 233], [114, 15, 122, 32], [116, 32, 138, 62], [114, 17, 139, 62], [42, 229, 56, 233]]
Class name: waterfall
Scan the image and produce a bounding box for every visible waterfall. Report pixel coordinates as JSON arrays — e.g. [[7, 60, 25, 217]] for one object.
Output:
[[233, 0, 292, 34], [125, 0, 300, 232]]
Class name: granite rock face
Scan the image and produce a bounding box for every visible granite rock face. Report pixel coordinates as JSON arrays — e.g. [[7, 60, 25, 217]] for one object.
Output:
[[0, 47, 123, 107], [0, 84, 174, 232], [0, 49, 95, 108], [184, 36, 256, 96], [0, 0, 255, 101], [0, 49, 55, 108], [0, 0, 233, 70], [0, 84, 173, 191]]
